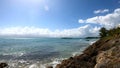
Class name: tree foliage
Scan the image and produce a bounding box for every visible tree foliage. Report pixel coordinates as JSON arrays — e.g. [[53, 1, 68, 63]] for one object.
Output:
[[99, 27, 120, 38], [99, 27, 108, 38]]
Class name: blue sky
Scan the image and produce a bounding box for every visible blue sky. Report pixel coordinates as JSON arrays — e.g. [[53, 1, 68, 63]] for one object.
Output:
[[0, 0, 120, 37]]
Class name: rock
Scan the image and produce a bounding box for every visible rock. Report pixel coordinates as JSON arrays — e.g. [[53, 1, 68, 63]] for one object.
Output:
[[0, 63, 8, 68], [95, 46, 120, 68], [55, 37, 120, 68], [46, 66, 53, 68]]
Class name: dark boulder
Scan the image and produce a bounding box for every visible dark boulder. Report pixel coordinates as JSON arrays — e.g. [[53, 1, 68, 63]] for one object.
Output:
[[0, 63, 8, 68]]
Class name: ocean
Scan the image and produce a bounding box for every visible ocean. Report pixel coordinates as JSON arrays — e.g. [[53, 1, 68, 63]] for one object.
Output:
[[0, 37, 98, 68]]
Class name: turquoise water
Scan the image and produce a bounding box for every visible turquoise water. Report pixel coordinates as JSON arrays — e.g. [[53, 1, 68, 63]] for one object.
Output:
[[0, 38, 97, 68]]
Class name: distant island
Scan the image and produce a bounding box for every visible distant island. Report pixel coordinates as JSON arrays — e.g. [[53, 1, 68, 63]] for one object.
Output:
[[85, 37, 99, 39], [61, 37, 99, 39], [61, 37, 74, 39]]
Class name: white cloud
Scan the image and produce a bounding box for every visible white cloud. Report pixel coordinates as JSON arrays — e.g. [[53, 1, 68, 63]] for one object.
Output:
[[78, 19, 85, 23], [94, 9, 109, 14], [79, 8, 120, 29], [0, 25, 100, 38]]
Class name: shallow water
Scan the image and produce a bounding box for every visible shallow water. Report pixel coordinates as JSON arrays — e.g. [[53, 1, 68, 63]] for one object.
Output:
[[0, 38, 98, 68]]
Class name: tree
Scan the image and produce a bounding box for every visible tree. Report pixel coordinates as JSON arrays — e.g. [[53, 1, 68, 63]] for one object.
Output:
[[99, 27, 108, 38]]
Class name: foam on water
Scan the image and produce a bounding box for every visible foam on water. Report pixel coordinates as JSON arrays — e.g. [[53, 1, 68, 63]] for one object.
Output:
[[72, 47, 86, 57], [0, 57, 64, 68], [90, 41, 96, 45], [2, 52, 25, 57]]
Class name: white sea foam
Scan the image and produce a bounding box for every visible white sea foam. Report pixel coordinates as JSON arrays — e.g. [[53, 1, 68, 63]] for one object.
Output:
[[89, 41, 96, 45], [29, 64, 39, 68], [48, 58, 64, 68], [72, 47, 87, 57], [0, 58, 65, 68], [2, 52, 25, 57]]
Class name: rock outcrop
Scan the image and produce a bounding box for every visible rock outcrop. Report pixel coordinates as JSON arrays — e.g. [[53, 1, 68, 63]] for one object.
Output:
[[56, 37, 120, 68], [0, 63, 8, 68], [95, 46, 120, 68]]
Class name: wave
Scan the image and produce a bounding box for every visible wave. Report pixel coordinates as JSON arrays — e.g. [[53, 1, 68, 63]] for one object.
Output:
[[0, 57, 65, 68], [0, 47, 89, 68], [89, 41, 96, 45], [2, 52, 25, 57], [72, 46, 88, 57]]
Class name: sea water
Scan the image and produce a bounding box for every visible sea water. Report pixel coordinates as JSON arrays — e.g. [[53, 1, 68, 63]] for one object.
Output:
[[0, 38, 98, 68]]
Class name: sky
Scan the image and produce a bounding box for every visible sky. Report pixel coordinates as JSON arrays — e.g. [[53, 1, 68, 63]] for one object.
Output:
[[0, 0, 120, 37]]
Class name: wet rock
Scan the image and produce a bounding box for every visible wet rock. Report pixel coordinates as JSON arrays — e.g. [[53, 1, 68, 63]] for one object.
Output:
[[46, 66, 53, 68], [0, 63, 8, 68]]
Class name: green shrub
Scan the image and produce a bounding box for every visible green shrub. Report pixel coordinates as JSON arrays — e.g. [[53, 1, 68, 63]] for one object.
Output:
[[99, 27, 120, 38]]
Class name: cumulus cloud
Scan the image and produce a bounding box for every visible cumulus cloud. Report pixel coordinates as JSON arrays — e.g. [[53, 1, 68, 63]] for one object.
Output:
[[94, 9, 109, 14], [79, 8, 120, 29], [0, 25, 100, 38], [78, 19, 85, 23]]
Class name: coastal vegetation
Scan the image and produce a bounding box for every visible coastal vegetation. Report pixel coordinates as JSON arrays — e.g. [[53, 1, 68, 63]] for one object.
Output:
[[99, 27, 120, 38]]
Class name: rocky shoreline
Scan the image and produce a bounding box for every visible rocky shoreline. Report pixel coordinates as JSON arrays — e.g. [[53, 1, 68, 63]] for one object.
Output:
[[55, 36, 120, 68]]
